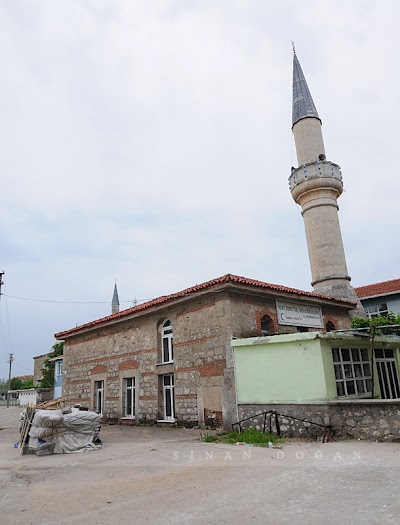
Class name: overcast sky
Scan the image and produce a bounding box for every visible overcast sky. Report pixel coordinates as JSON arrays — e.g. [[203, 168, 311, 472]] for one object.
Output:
[[1, 0, 399, 376]]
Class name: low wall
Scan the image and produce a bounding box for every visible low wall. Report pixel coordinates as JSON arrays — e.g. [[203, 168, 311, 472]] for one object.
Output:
[[238, 400, 400, 441]]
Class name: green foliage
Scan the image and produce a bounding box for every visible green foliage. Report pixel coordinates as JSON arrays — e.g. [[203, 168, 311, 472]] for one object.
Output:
[[350, 317, 370, 330], [10, 377, 22, 390], [201, 433, 219, 442], [0, 377, 35, 392], [351, 312, 400, 334], [223, 428, 281, 445], [40, 341, 64, 388], [0, 380, 8, 394], [201, 428, 282, 446], [21, 378, 34, 389]]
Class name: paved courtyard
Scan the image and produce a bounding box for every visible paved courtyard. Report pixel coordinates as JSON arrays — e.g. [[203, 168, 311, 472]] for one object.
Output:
[[1, 406, 400, 525]]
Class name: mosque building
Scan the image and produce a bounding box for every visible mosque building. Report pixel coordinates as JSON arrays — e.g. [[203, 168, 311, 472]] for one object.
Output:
[[54, 52, 400, 437]]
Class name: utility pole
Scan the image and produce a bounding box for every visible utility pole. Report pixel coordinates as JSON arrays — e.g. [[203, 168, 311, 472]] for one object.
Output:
[[6, 353, 14, 408]]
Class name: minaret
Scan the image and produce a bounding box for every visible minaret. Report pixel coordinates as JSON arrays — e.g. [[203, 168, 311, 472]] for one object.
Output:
[[112, 282, 120, 314], [289, 49, 363, 314]]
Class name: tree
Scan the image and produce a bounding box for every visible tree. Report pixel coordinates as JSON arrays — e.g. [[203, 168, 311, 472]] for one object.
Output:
[[21, 378, 34, 389], [40, 341, 64, 388], [10, 377, 22, 390], [0, 379, 9, 395]]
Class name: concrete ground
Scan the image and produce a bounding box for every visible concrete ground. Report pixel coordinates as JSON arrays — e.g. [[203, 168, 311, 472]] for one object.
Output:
[[1, 407, 400, 525]]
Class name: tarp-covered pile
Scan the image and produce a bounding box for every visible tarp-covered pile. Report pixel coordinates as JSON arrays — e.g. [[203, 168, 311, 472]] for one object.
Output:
[[26, 407, 101, 454]]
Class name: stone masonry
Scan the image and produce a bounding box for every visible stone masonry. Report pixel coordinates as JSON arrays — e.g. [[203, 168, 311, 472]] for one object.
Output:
[[238, 401, 400, 441], [58, 276, 353, 430]]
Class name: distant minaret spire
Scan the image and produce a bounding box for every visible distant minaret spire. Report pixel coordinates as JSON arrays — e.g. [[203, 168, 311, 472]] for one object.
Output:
[[289, 51, 364, 317], [112, 281, 120, 314]]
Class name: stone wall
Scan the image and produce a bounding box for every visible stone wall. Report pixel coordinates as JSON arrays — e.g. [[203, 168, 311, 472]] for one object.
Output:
[[229, 293, 351, 337], [238, 401, 400, 441], [62, 288, 352, 429], [33, 353, 49, 386], [63, 293, 236, 427]]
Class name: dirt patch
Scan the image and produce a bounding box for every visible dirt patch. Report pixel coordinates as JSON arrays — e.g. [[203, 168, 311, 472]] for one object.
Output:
[[1, 407, 400, 524]]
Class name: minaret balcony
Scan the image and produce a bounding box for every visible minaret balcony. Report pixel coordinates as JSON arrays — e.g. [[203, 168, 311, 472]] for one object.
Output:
[[289, 160, 342, 192]]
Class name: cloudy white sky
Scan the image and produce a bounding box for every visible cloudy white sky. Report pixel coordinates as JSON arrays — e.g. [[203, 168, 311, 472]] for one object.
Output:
[[1, 0, 399, 376]]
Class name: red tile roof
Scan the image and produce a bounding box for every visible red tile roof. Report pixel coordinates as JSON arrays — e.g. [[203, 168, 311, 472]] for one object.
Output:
[[55, 273, 356, 339], [355, 278, 400, 299]]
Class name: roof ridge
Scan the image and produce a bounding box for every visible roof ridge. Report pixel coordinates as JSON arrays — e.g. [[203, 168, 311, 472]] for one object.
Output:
[[55, 273, 355, 339], [355, 277, 400, 290], [355, 278, 400, 298]]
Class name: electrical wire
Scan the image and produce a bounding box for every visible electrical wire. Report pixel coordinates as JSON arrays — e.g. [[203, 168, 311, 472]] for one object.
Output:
[[3, 294, 152, 305], [10, 361, 33, 374]]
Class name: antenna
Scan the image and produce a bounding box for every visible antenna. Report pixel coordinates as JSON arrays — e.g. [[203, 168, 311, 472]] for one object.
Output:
[[291, 41, 296, 55]]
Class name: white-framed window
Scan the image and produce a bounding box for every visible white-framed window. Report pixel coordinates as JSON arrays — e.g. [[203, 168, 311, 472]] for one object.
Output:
[[162, 320, 174, 363], [332, 347, 372, 397], [56, 361, 63, 376], [94, 380, 104, 415], [365, 303, 388, 319], [162, 374, 175, 420], [375, 348, 400, 399], [122, 377, 135, 418]]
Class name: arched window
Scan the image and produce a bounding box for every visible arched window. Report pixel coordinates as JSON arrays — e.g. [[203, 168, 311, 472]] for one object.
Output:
[[162, 320, 174, 363], [326, 321, 336, 332], [260, 315, 272, 336]]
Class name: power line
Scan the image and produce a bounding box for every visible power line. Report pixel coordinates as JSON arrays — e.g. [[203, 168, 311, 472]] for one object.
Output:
[[3, 294, 152, 305], [10, 361, 33, 374]]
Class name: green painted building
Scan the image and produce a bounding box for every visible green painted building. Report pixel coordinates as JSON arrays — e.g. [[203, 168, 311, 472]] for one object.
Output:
[[232, 332, 400, 439]]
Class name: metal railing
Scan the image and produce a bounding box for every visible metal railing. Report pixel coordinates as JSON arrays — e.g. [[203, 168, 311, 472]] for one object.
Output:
[[0, 398, 20, 406], [232, 409, 332, 443]]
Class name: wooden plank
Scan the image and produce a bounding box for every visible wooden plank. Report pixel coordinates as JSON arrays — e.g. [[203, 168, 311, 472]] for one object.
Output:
[[18, 404, 36, 455]]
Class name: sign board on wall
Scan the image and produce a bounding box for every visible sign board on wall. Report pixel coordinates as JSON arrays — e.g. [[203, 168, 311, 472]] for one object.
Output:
[[276, 300, 323, 328]]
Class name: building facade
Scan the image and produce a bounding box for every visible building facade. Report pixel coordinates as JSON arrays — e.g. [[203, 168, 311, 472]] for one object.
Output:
[[232, 331, 400, 439], [33, 353, 49, 386], [55, 274, 354, 429], [355, 278, 400, 319], [52, 356, 63, 398]]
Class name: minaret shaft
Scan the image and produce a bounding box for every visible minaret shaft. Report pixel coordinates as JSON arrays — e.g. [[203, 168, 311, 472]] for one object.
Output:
[[298, 186, 350, 289], [293, 118, 326, 165], [290, 52, 365, 315]]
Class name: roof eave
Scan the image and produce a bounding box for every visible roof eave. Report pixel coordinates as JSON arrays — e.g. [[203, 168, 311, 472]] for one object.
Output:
[[55, 281, 355, 340], [358, 290, 400, 301], [55, 283, 231, 340]]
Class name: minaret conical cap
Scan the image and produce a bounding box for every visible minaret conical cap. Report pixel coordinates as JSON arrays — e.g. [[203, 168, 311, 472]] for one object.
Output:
[[112, 283, 120, 307], [292, 53, 320, 127]]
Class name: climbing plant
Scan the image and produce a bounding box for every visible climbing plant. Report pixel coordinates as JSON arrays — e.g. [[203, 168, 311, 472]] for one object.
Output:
[[351, 312, 400, 332], [40, 341, 64, 388]]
